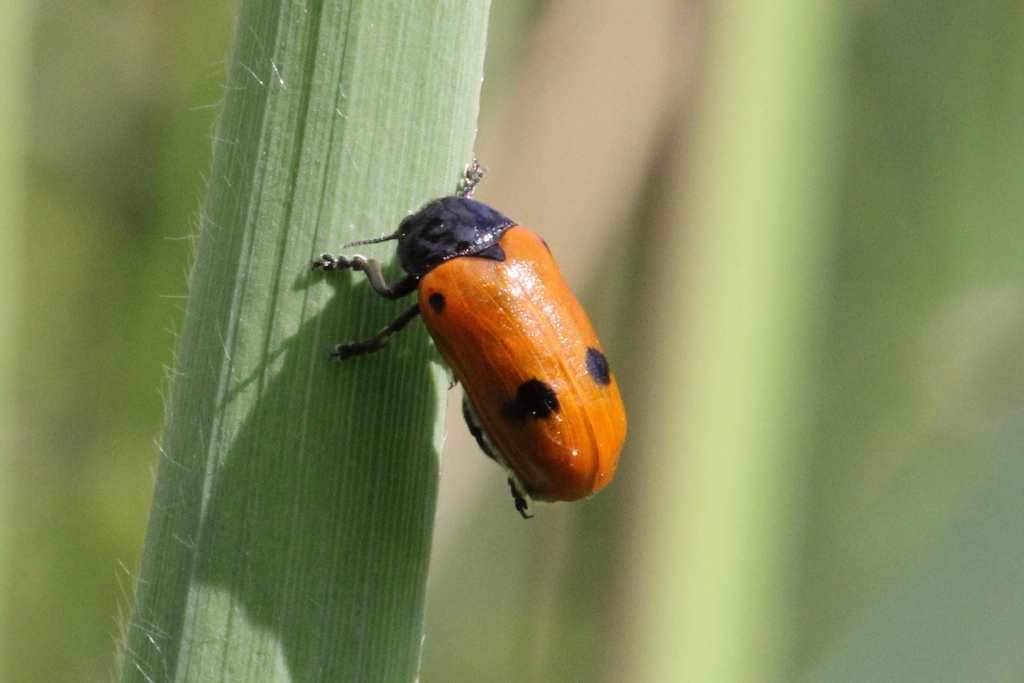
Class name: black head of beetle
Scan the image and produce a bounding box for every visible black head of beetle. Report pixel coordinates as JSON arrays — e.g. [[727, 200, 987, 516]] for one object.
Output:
[[392, 196, 515, 278]]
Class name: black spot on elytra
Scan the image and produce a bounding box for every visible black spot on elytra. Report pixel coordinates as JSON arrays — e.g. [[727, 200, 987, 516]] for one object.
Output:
[[585, 347, 611, 385], [428, 292, 445, 313], [503, 379, 560, 422]]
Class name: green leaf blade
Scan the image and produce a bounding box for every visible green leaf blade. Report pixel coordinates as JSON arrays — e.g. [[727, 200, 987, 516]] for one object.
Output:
[[120, 1, 491, 681]]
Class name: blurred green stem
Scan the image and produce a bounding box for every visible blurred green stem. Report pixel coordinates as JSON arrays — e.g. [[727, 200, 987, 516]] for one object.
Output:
[[0, 0, 31, 677], [118, 1, 490, 681], [625, 2, 842, 682]]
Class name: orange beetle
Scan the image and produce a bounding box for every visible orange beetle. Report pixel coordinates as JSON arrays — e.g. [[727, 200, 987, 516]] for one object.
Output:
[[314, 163, 626, 517]]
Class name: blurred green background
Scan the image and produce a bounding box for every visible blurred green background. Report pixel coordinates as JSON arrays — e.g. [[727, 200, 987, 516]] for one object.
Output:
[[5, 1, 1024, 681]]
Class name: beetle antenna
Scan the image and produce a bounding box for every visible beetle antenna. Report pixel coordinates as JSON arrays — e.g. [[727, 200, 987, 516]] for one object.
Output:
[[343, 231, 399, 248]]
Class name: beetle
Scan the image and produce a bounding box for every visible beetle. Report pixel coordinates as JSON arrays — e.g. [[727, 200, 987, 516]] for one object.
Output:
[[313, 162, 626, 517]]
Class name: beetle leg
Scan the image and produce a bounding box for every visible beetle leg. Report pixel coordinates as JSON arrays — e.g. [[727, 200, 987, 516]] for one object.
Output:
[[457, 159, 487, 198], [463, 396, 535, 519], [462, 395, 499, 463], [314, 254, 418, 300], [330, 303, 421, 360], [509, 479, 533, 519]]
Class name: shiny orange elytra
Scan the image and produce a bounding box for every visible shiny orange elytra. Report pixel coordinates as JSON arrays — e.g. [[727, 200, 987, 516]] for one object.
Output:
[[313, 164, 626, 518], [419, 225, 626, 507]]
